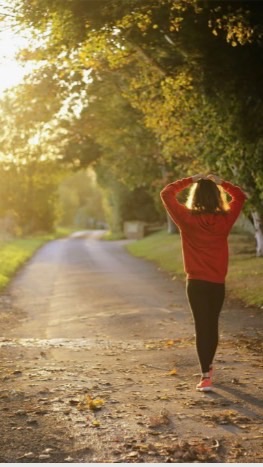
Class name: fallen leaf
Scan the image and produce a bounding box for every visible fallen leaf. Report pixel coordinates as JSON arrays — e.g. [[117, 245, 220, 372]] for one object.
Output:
[[126, 451, 138, 457], [22, 452, 34, 459], [148, 410, 170, 428], [157, 395, 170, 401], [164, 340, 176, 347], [69, 399, 79, 406], [167, 369, 177, 376], [145, 344, 157, 350], [92, 419, 100, 427], [78, 395, 105, 411]]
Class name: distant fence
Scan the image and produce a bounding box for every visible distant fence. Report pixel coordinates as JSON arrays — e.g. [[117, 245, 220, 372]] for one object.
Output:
[[123, 221, 164, 240]]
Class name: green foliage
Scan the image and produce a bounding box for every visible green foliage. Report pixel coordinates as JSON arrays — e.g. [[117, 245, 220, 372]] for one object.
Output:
[[101, 231, 125, 241], [96, 165, 163, 233], [58, 169, 106, 228], [2, 0, 263, 235], [77, 73, 163, 186], [0, 160, 62, 234], [97, 169, 129, 234]]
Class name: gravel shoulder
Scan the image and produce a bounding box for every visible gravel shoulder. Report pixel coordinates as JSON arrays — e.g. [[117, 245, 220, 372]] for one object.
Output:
[[0, 232, 262, 463]]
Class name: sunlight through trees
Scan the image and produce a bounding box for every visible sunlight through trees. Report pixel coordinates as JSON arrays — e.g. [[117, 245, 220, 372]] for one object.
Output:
[[0, 1, 262, 251]]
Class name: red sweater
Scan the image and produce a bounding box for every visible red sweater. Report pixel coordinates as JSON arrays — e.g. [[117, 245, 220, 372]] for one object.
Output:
[[160, 177, 247, 283]]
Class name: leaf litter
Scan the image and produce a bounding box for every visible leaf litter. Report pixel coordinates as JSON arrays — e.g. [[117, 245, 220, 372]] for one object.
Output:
[[148, 409, 171, 428], [201, 409, 253, 427]]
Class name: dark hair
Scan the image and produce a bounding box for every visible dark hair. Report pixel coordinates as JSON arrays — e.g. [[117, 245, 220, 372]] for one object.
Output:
[[186, 179, 229, 214]]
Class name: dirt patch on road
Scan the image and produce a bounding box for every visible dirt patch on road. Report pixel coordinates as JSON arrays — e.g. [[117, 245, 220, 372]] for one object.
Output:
[[0, 312, 263, 463]]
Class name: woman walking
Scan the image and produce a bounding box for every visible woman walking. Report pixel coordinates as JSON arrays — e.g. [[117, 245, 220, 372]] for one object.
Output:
[[160, 173, 246, 391]]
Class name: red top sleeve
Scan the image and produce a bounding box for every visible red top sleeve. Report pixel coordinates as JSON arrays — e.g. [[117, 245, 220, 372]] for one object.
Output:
[[160, 178, 247, 229], [160, 177, 193, 227]]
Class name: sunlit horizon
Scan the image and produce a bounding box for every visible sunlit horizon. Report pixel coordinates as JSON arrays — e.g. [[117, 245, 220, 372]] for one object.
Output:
[[0, 27, 34, 94]]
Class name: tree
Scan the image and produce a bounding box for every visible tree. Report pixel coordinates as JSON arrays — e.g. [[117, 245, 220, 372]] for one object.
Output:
[[0, 158, 62, 233], [58, 169, 106, 228], [3, 0, 263, 249]]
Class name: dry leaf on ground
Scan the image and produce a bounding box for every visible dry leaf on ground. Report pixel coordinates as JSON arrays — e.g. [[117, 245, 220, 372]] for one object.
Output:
[[77, 395, 105, 411]]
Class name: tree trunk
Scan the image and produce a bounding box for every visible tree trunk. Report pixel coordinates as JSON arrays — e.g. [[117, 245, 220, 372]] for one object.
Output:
[[251, 211, 263, 257], [166, 213, 178, 234]]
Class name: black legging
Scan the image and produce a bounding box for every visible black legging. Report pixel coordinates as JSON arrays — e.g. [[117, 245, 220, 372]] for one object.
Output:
[[186, 279, 225, 374]]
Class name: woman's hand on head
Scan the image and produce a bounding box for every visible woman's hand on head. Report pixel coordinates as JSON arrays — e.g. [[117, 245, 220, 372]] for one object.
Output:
[[191, 173, 207, 183], [206, 174, 222, 185]]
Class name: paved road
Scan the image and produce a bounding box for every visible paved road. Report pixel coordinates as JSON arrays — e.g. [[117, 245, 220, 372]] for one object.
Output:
[[7, 231, 191, 342], [0, 231, 262, 463]]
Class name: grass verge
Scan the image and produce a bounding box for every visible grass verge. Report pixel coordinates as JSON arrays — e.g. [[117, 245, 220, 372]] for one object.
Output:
[[126, 230, 263, 308], [0, 228, 75, 291], [101, 230, 125, 240]]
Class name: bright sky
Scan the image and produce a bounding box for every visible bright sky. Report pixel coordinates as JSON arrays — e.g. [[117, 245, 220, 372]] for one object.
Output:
[[0, 27, 32, 94]]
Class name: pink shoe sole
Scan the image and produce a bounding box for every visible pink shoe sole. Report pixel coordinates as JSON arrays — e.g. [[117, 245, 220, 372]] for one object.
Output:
[[196, 384, 213, 392], [196, 378, 213, 392]]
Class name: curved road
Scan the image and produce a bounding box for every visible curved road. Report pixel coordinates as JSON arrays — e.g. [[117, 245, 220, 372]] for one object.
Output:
[[0, 231, 262, 463]]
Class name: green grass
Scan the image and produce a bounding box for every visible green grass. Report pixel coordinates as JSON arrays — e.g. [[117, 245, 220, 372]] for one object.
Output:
[[0, 227, 75, 291], [52, 226, 77, 239], [0, 237, 49, 289], [126, 230, 263, 308], [101, 230, 125, 240]]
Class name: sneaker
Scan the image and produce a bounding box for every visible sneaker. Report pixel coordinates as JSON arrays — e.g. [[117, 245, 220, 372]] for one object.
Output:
[[196, 377, 213, 392]]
